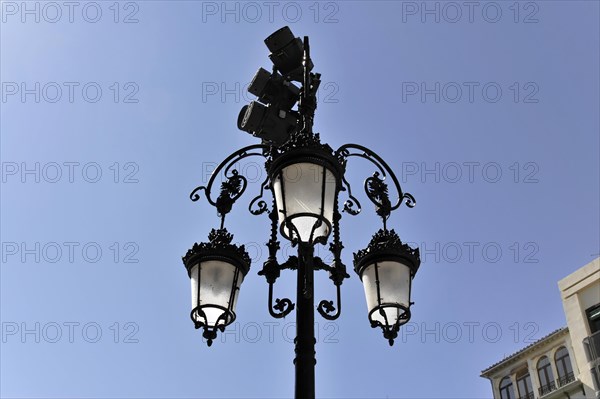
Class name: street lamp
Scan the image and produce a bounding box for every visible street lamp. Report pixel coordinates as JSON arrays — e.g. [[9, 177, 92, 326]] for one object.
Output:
[[354, 229, 421, 346], [269, 142, 343, 244], [182, 228, 250, 346], [182, 26, 421, 399]]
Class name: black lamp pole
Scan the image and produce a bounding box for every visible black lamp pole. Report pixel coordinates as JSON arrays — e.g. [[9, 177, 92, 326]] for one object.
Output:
[[295, 243, 316, 398], [293, 36, 317, 398], [296, 35, 318, 397], [183, 26, 421, 399]]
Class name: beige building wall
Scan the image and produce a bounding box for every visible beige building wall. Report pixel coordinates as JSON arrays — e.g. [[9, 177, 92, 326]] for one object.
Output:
[[482, 257, 600, 399], [559, 257, 600, 398], [482, 328, 585, 399]]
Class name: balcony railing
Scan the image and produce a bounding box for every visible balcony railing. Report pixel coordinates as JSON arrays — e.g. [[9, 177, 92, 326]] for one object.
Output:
[[583, 330, 600, 362], [538, 381, 556, 397], [557, 371, 575, 387], [518, 392, 534, 399]]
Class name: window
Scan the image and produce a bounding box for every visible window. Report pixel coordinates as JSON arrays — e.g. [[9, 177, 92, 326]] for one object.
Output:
[[499, 376, 515, 399], [592, 365, 600, 390], [587, 303, 600, 334], [555, 347, 574, 386], [537, 356, 556, 396], [516, 369, 533, 399]]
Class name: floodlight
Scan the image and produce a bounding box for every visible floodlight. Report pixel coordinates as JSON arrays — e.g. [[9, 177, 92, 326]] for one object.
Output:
[[237, 101, 298, 146], [264, 26, 313, 81]]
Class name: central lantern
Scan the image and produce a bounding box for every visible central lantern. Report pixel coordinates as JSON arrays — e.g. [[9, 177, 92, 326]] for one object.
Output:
[[268, 138, 345, 245]]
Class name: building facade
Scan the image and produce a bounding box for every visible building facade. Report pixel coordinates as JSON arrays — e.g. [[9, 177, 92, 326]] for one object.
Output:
[[481, 258, 600, 399]]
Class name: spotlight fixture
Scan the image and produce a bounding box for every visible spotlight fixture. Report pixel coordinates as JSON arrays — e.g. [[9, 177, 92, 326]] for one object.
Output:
[[237, 27, 314, 146], [264, 26, 313, 81], [237, 101, 298, 146], [248, 67, 300, 110]]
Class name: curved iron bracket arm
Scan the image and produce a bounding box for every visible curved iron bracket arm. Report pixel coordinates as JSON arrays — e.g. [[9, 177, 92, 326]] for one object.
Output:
[[259, 255, 298, 319], [258, 205, 300, 319], [316, 283, 342, 321], [335, 144, 416, 225], [189, 144, 272, 226], [266, 281, 295, 319], [313, 253, 347, 321]]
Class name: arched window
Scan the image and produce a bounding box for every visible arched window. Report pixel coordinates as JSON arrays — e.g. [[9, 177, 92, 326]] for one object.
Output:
[[555, 347, 574, 386], [516, 368, 533, 399], [499, 376, 515, 399], [537, 356, 556, 395]]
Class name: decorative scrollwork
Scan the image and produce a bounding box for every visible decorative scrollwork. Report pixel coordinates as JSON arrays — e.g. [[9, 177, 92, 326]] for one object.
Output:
[[268, 282, 295, 318], [335, 144, 417, 214], [259, 201, 296, 318], [273, 297, 295, 316], [341, 175, 362, 216], [334, 147, 362, 216], [190, 185, 207, 202], [365, 171, 392, 221], [402, 192, 416, 208], [316, 197, 346, 322], [317, 300, 335, 317], [188, 144, 270, 216], [249, 177, 271, 215], [342, 198, 361, 215], [316, 284, 342, 321], [216, 170, 247, 217]]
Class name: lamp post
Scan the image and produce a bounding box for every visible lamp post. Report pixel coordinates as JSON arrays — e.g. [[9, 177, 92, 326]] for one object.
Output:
[[182, 26, 421, 399]]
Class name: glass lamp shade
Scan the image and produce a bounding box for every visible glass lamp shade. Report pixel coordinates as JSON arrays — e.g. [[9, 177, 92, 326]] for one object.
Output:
[[269, 147, 344, 245], [354, 229, 420, 345], [182, 229, 250, 346], [189, 260, 244, 328], [361, 260, 412, 327]]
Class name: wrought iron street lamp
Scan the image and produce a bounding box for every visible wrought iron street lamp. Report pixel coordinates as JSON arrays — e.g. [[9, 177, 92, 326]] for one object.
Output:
[[182, 26, 421, 399], [182, 228, 250, 346], [354, 229, 421, 345]]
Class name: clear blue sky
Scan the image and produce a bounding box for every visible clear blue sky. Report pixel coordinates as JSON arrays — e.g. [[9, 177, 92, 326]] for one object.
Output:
[[1, 1, 599, 398]]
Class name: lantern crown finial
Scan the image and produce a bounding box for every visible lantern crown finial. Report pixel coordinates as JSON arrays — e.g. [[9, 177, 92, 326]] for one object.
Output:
[[183, 228, 251, 273], [353, 229, 420, 275], [208, 228, 233, 245]]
